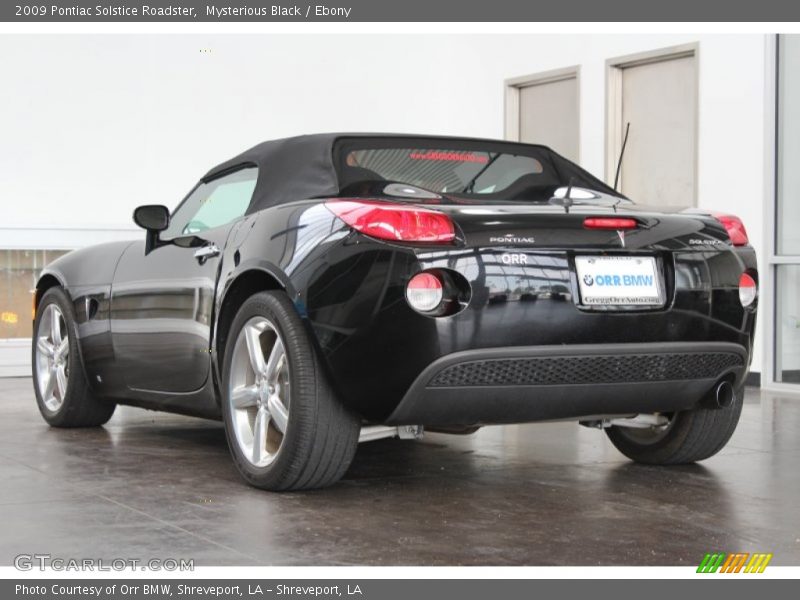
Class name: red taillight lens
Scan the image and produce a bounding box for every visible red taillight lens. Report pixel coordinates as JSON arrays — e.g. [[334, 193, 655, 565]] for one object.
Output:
[[325, 200, 455, 243], [715, 214, 749, 246], [739, 272, 757, 308], [406, 272, 444, 312], [583, 217, 638, 230]]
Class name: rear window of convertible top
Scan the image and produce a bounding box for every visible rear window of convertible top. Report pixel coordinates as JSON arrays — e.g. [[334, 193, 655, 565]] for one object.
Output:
[[335, 142, 568, 198]]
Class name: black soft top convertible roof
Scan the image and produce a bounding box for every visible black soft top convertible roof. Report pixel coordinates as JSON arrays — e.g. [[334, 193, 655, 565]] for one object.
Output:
[[202, 133, 620, 214]]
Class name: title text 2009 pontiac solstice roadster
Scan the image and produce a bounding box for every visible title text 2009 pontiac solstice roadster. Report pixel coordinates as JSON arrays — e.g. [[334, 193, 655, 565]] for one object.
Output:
[[31, 134, 757, 490]]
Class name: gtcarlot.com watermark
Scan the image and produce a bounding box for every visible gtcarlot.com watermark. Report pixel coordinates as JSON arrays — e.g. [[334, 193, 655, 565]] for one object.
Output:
[[14, 554, 194, 572]]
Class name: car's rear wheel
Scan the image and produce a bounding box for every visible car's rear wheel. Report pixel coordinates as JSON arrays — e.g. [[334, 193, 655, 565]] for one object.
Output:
[[221, 291, 360, 491], [32, 287, 116, 427], [605, 385, 743, 464]]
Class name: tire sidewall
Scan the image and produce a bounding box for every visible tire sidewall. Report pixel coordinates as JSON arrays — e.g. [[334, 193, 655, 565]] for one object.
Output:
[[220, 291, 311, 488], [32, 288, 83, 425], [609, 411, 693, 458], [607, 386, 744, 464]]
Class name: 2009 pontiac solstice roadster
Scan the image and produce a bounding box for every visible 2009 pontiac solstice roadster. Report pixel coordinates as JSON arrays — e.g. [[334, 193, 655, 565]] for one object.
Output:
[[31, 134, 757, 490]]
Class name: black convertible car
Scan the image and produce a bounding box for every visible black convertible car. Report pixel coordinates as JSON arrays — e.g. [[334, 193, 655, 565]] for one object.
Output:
[[32, 134, 757, 490]]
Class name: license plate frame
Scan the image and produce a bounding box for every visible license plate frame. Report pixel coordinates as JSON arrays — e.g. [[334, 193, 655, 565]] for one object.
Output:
[[574, 255, 664, 308]]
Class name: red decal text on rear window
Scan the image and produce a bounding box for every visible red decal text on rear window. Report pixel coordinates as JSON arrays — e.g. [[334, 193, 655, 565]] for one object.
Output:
[[408, 151, 489, 164]]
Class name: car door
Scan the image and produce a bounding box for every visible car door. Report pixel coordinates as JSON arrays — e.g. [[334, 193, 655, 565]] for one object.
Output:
[[111, 166, 258, 393]]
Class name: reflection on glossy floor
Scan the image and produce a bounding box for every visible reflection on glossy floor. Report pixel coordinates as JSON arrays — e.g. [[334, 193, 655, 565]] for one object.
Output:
[[0, 377, 798, 566]]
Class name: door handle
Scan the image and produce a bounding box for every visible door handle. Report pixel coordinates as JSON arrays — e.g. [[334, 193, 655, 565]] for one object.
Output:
[[194, 244, 220, 264]]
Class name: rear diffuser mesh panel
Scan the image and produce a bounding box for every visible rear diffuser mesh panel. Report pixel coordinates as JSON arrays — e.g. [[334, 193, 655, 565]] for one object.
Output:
[[428, 352, 743, 388]]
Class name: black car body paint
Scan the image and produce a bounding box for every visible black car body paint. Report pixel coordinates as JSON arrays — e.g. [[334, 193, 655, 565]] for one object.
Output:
[[35, 134, 757, 427]]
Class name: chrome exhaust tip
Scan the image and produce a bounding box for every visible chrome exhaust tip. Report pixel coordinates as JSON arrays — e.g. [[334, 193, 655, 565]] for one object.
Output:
[[714, 381, 735, 409]]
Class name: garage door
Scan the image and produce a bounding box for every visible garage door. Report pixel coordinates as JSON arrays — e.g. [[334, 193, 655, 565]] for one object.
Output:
[[509, 71, 579, 162], [614, 52, 697, 206]]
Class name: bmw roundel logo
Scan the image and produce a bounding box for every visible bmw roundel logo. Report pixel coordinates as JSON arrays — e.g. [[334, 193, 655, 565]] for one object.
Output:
[[583, 275, 594, 286]]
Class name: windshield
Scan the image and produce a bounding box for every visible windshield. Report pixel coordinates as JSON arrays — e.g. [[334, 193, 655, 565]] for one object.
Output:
[[334, 139, 622, 202]]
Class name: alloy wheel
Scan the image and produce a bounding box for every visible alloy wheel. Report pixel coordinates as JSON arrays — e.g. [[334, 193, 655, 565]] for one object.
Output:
[[228, 317, 291, 467], [35, 304, 70, 412]]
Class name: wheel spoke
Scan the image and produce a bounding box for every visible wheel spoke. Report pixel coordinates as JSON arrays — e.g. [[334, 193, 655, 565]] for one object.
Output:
[[230, 384, 259, 409], [37, 337, 54, 357], [252, 407, 270, 464], [55, 365, 67, 399], [42, 368, 56, 399], [267, 394, 289, 433], [244, 325, 266, 375], [50, 307, 62, 345], [56, 338, 69, 360], [264, 338, 285, 383]]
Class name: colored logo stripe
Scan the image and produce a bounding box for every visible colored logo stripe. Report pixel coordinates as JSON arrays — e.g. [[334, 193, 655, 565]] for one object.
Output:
[[697, 553, 726, 573], [697, 552, 772, 573], [720, 553, 749, 573], [744, 553, 773, 573]]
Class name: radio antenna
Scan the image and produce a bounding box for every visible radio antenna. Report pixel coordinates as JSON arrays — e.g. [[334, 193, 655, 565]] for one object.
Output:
[[613, 122, 631, 191], [563, 177, 574, 214]]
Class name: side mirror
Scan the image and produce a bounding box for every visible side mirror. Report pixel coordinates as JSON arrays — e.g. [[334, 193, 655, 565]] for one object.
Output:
[[133, 205, 170, 255], [133, 205, 170, 232]]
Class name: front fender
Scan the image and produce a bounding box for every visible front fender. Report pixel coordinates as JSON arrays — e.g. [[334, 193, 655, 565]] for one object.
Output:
[[35, 241, 134, 397], [41, 241, 135, 289]]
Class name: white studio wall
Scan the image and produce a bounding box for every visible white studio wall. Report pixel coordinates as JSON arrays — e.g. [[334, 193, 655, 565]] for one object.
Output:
[[0, 33, 770, 373]]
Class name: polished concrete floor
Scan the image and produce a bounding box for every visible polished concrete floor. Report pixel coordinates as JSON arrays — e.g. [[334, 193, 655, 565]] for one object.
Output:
[[0, 377, 798, 566]]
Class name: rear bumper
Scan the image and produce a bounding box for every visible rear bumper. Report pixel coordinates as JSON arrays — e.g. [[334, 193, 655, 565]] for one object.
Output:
[[385, 342, 747, 426]]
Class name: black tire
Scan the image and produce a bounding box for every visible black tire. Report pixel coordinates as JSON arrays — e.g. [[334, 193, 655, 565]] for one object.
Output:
[[221, 291, 360, 491], [32, 287, 116, 427], [605, 385, 744, 464]]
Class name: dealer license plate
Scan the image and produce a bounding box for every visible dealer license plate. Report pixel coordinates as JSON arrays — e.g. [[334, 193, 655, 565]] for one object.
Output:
[[575, 256, 663, 306]]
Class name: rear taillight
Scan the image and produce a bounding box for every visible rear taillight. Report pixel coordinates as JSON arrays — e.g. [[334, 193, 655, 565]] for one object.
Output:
[[714, 214, 749, 246], [583, 217, 638, 230], [406, 272, 444, 313], [325, 200, 455, 243], [739, 272, 757, 308]]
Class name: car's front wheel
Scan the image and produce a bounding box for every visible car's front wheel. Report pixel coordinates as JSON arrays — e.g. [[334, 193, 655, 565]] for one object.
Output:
[[605, 384, 744, 464], [32, 287, 116, 427], [221, 291, 360, 491]]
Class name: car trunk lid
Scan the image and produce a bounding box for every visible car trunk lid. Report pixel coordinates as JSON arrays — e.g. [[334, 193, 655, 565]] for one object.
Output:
[[428, 201, 730, 252]]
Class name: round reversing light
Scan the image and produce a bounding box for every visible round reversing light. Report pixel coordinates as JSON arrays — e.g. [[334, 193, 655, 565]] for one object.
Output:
[[406, 272, 444, 313], [739, 272, 757, 308]]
